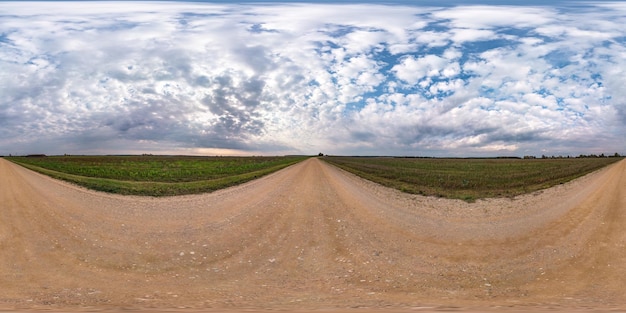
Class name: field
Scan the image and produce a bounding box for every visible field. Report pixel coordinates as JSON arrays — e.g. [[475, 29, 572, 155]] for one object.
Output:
[[6, 155, 622, 200], [6, 155, 307, 196], [323, 156, 623, 201]]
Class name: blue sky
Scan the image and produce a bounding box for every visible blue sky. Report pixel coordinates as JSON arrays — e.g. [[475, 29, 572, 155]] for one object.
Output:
[[1, 1, 625, 156]]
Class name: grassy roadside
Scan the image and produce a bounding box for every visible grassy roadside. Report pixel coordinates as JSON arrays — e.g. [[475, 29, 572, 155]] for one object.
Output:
[[322, 156, 623, 201], [6, 155, 308, 196]]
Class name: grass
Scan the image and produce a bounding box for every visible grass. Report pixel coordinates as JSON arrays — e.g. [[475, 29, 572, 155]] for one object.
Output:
[[6, 155, 308, 196], [322, 156, 623, 201]]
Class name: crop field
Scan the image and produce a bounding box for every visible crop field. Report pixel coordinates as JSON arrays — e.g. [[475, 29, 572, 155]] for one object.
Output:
[[323, 156, 623, 201], [6, 155, 307, 196]]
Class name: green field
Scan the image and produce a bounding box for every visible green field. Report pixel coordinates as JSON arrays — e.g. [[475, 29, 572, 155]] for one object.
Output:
[[6, 155, 308, 196], [323, 156, 623, 201]]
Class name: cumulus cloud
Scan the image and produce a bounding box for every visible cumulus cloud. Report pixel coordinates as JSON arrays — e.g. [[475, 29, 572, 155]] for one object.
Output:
[[0, 1, 624, 156]]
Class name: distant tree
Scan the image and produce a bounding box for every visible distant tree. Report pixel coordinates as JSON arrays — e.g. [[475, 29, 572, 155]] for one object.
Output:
[[614, 152, 621, 158], [318, 152, 324, 156]]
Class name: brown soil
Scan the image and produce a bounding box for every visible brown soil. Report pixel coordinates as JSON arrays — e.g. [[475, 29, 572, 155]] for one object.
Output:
[[1, 157, 625, 312]]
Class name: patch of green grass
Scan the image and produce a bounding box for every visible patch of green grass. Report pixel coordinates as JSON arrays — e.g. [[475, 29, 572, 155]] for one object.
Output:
[[323, 156, 623, 201], [7, 155, 308, 196]]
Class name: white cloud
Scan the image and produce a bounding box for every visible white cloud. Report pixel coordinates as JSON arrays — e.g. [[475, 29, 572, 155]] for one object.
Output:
[[392, 55, 449, 85], [450, 28, 496, 44], [0, 2, 624, 156], [414, 31, 451, 47], [432, 6, 555, 29]]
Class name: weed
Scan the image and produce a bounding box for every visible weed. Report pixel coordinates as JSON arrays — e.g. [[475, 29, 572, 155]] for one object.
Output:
[[7, 155, 308, 196], [323, 157, 622, 201]]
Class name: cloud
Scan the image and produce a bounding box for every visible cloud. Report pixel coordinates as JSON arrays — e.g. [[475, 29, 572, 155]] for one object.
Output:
[[0, 1, 625, 156]]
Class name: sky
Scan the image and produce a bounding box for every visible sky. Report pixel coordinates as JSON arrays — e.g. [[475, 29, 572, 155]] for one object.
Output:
[[0, 1, 625, 157]]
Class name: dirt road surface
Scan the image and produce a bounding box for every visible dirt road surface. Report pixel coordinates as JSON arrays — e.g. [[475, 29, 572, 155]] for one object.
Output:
[[1, 157, 625, 312]]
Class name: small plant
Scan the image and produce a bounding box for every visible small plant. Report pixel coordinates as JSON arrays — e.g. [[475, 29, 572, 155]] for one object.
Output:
[[323, 156, 621, 201], [7, 155, 308, 196]]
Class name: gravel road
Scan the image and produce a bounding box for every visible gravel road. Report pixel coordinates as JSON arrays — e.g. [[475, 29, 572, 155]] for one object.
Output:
[[1, 157, 625, 312]]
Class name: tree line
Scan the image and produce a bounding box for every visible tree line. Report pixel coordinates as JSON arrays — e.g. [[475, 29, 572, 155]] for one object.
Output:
[[524, 153, 622, 159]]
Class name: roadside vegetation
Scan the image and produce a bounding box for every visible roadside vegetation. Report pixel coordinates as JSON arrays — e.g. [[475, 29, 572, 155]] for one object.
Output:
[[322, 156, 623, 201], [6, 155, 308, 196]]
